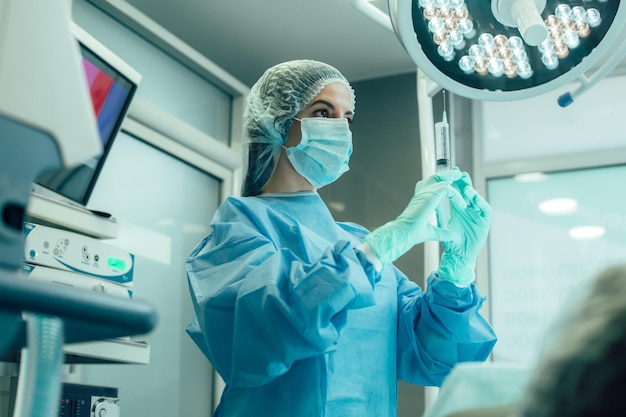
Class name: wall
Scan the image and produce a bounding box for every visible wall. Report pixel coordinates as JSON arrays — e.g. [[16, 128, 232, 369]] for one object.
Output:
[[321, 72, 424, 284], [67, 2, 242, 416], [320, 71, 452, 417]]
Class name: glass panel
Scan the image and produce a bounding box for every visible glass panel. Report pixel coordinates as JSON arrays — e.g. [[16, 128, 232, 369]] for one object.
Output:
[[487, 164, 626, 364], [81, 131, 220, 416]]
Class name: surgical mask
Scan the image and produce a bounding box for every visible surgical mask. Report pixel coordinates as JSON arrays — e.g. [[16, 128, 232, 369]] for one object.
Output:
[[283, 117, 353, 189]]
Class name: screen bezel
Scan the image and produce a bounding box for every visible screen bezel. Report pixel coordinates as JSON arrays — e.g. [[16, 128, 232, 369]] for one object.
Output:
[[35, 24, 141, 207]]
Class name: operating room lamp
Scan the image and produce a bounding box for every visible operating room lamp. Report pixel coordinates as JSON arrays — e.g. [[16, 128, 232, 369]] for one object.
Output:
[[354, 0, 626, 106]]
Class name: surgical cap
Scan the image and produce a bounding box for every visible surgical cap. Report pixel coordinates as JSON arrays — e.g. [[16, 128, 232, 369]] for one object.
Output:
[[241, 59, 355, 197]]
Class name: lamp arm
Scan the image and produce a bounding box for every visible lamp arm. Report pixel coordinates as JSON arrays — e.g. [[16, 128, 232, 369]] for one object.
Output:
[[558, 36, 626, 107], [350, 0, 394, 33]]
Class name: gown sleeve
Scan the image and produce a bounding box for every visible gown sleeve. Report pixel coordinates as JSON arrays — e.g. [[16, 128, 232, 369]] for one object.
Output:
[[396, 271, 497, 386], [186, 198, 379, 388]]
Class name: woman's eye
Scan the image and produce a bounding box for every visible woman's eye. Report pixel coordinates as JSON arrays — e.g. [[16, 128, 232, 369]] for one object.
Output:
[[313, 109, 330, 118]]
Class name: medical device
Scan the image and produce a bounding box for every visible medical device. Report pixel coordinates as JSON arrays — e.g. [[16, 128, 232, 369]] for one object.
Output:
[[434, 95, 451, 228], [4, 378, 120, 417], [36, 23, 141, 207], [434, 113, 450, 172], [353, 0, 626, 106], [0, 0, 102, 270], [23, 222, 134, 286], [0, 3, 156, 417], [21, 264, 133, 299]]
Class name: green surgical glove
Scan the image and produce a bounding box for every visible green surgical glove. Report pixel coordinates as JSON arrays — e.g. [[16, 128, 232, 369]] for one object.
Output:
[[364, 170, 466, 266], [438, 170, 491, 286]]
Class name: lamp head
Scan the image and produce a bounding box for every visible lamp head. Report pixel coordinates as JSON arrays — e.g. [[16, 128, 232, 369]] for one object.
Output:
[[388, 0, 626, 102]]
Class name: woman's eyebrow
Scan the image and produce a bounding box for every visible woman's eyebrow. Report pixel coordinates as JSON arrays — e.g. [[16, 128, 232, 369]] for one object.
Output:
[[309, 99, 335, 109]]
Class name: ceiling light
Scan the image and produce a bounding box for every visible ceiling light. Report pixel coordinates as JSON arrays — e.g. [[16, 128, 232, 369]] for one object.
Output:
[[513, 172, 547, 182], [384, 0, 626, 105], [568, 225, 605, 240], [538, 197, 578, 215]]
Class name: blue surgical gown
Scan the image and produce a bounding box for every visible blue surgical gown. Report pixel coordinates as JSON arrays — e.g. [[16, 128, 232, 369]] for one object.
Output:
[[186, 192, 496, 417]]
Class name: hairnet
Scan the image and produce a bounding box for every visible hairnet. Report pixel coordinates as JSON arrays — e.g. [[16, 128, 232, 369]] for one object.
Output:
[[241, 59, 355, 196]]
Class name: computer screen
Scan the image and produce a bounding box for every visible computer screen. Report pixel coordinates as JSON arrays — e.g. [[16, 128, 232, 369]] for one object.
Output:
[[36, 24, 141, 206]]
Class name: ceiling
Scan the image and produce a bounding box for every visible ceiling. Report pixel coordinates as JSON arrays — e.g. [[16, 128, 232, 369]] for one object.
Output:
[[122, 0, 418, 88]]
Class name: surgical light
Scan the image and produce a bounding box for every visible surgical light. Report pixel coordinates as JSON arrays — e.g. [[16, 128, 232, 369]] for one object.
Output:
[[569, 225, 606, 240], [379, 0, 626, 105], [538, 197, 578, 215]]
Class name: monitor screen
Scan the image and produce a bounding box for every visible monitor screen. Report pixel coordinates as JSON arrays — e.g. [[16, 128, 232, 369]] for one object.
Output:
[[36, 25, 140, 206]]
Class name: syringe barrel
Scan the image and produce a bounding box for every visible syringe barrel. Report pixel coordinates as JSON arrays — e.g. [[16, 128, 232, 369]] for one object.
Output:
[[434, 119, 451, 228], [434, 121, 450, 169]]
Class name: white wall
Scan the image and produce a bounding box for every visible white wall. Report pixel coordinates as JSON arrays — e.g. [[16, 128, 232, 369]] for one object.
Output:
[[475, 73, 626, 365], [67, 2, 246, 416]]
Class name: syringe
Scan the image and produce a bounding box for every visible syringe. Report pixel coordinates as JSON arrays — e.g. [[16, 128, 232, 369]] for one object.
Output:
[[434, 108, 451, 228], [434, 110, 450, 172]]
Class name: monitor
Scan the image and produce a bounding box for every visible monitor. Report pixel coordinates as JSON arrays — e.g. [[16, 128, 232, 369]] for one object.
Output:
[[35, 23, 141, 206]]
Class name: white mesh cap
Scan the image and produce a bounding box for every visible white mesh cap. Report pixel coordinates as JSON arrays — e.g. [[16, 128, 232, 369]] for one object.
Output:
[[241, 59, 355, 196]]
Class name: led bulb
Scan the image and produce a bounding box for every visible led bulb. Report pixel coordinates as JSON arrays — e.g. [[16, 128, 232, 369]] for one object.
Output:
[[555, 4, 571, 21], [538, 38, 554, 53], [494, 34, 509, 48], [586, 8, 601, 27], [478, 33, 496, 50], [454, 4, 469, 19], [511, 48, 528, 63], [542, 52, 559, 69], [468, 44, 485, 60], [574, 21, 590, 38], [562, 28, 580, 48], [458, 18, 475, 37], [474, 59, 488, 75], [553, 40, 569, 58], [445, 17, 458, 31], [433, 32, 448, 45], [570, 6, 586, 22], [438, 42, 455, 61], [503, 59, 517, 78], [448, 30, 465, 47], [428, 17, 446, 34], [458, 55, 475, 73], [423, 6, 438, 20], [487, 57, 504, 76], [516, 60, 533, 78], [508, 36, 524, 50], [498, 47, 512, 60]]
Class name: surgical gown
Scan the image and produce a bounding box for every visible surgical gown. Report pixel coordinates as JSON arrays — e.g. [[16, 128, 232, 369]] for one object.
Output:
[[186, 192, 496, 417]]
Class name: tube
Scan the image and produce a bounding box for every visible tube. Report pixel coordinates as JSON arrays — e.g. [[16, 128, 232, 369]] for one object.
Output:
[[12, 313, 64, 417]]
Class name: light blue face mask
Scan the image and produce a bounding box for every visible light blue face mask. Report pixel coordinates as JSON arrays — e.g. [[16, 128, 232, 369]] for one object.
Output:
[[283, 117, 353, 189]]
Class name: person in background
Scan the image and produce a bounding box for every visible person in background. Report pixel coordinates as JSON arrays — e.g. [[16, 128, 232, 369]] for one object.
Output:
[[185, 59, 496, 417], [513, 264, 626, 417], [436, 264, 626, 417]]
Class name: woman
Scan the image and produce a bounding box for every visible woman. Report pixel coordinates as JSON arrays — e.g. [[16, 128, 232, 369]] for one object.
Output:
[[186, 59, 496, 417]]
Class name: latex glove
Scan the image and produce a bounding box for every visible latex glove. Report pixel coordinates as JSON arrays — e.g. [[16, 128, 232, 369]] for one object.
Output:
[[438, 170, 491, 286], [364, 170, 466, 266]]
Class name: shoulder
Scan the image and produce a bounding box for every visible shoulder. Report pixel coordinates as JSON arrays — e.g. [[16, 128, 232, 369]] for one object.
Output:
[[214, 196, 271, 222]]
